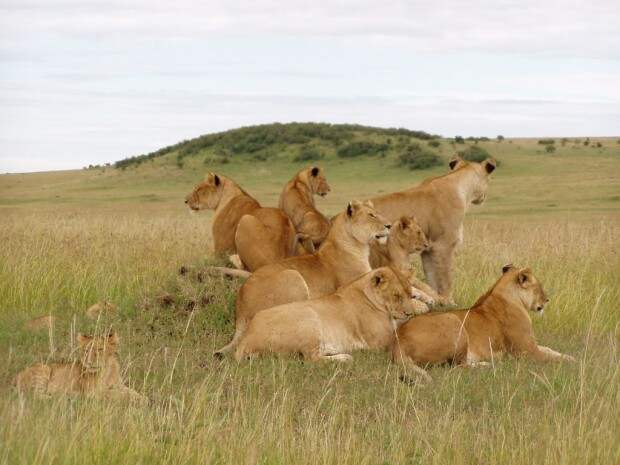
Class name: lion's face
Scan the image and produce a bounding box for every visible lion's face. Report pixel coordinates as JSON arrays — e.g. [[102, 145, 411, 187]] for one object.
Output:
[[503, 264, 549, 314], [345, 200, 391, 245], [392, 216, 430, 253], [78, 333, 118, 372], [307, 166, 331, 197], [368, 268, 428, 321], [185, 173, 223, 211]]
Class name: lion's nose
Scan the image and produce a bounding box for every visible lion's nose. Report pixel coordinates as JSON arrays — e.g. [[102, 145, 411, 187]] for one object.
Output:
[[385, 224, 391, 229]]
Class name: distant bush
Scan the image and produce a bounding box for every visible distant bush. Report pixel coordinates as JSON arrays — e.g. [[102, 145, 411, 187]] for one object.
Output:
[[428, 140, 441, 148], [294, 145, 324, 162], [595, 142, 603, 148], [561, 138, 568, 146], [454, 136, 465, 144], [497, 135, 505, 141], [398, 143, 441, 170], [204, 155, 229, 165], [458, 145, 491, 162], [583, 138, 590, 146], [545, 145, 556, 153], [337, 141, 388, 158], [538, 139, 555, 145]]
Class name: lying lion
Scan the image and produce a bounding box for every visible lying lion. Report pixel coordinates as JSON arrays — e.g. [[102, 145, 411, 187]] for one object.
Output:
[[279, 166, 331, 251], [185, 173, 297, 271], [392, 264, 576, 382], [215, 200, 394, 356], [371, 155, 497, 303], [15, 332, 146, 401], [235, 267, 429, 361]]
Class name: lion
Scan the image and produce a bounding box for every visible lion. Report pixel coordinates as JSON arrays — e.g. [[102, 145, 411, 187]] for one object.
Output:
[[214, 200, 396, 356], [235, 267, 430, 361], [279, 166, 331, 251], [392, 264, 576, 382], [15, 332, 146, 401], [185, 173, 297, 271], [370, 155, 497, 303], [369, 215, 446, 307]]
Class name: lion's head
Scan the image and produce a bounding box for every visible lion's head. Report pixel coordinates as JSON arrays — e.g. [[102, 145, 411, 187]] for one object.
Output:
[[345, 200, 391, 245], [78, 332, 119, 372], [500, 264, 549, 314], [390, 216, 430, 254], [185, 173, 223, 211], [305, 166, 331, 197], [364, 268, 429, 322], [448, 155, 497, 205]]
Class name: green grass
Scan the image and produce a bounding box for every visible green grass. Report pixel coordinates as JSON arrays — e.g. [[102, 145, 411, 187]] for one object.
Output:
[[0, 136, 619, 464]]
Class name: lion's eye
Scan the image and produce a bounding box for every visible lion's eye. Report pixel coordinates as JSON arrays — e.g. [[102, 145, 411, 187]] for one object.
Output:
[[370, 213, 377, 219]]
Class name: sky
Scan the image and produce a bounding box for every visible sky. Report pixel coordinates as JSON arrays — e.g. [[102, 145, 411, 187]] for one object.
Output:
[[0, 1, 619, 173]]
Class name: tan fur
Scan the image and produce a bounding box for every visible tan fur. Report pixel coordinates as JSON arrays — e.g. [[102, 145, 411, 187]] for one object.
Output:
[[392, 265, 576, 381], [369, 216, 447, 307], [370, 156, 497, 302], [185, 173, 297, 271], [85, 300, 117, 319], [235, 268, 429, 361], [279, 166, 331, 248], [215, 200, 391, 356], [15, 333, 146, 401]]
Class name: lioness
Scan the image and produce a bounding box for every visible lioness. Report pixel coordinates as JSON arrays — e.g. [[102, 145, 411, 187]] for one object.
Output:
[[392, 264, 576, 381], [279, 166, 331, 250], [235, 267, 429, 361], [369, 216, 444, 306], [214, 200, 393, 356], [185, 173, 297, 271], [370, 155, 497, 302], [15, 333, 146, 401]]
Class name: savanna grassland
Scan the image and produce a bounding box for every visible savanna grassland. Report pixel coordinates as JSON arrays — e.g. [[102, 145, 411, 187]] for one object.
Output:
[[0, 126, 619, 465]]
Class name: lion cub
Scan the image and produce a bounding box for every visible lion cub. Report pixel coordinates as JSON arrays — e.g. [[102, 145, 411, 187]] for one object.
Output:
[[392, 264, 576, 381], [15, 333, 145, 401], [369, 216, 448, 306]]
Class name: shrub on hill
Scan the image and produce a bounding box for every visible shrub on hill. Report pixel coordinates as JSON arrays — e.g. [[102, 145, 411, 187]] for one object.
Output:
[[454, 136, 465, 144], [457, 145, 491, 162], [398, 143, 441, 170], [428, 140, 441, 148], [545, 145, 556, 153], [538, 139, 555, 145], [497, 135, 505, 141], [294, 145, 324, 162], [337, 141, 388, 158]]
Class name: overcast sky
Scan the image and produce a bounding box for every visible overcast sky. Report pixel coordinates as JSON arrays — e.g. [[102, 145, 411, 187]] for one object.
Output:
[[1, 1, 619, 172]]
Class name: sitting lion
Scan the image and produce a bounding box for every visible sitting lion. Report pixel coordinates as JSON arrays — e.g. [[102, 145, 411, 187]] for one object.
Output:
[[392, 264, 576, 382], [235, 267, 430, 361], [369, 215, 446, 306], [214, 200, 394, 356], [15, 332, 146, 401], [279, 166, 331, 251], [370, 155, 497, 303], [185, 173, 297, 271]]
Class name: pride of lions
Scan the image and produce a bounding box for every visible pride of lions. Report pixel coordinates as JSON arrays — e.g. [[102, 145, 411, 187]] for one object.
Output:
[[15, 155, 575, 400]]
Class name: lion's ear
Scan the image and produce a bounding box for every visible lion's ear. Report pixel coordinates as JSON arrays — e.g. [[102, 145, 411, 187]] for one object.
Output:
[[449, 155, 463, 170], [502, 263, 515, 274], [484, 158, 497, 174], [310, 166, 319, 177], [372, 270, 386, 288], [517, 268, 532, 286], [213, 174, 221, 186], [347, 200, 362, 217], [399, 216, 411, 229], [107, 332, 119, 345]]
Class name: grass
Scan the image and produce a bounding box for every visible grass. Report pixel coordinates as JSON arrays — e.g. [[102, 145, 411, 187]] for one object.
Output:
[[0, 136, 619, 464]]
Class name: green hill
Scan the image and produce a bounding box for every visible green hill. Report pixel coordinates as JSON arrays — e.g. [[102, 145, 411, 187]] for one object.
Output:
[[114, 122, 440, 169]]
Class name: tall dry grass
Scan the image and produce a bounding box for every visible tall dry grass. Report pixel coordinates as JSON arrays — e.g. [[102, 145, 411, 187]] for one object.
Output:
[[1, 206, 618, 464]]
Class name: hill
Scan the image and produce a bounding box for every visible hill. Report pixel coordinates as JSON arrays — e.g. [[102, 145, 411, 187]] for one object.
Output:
[[113, 122, 440, 169]]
